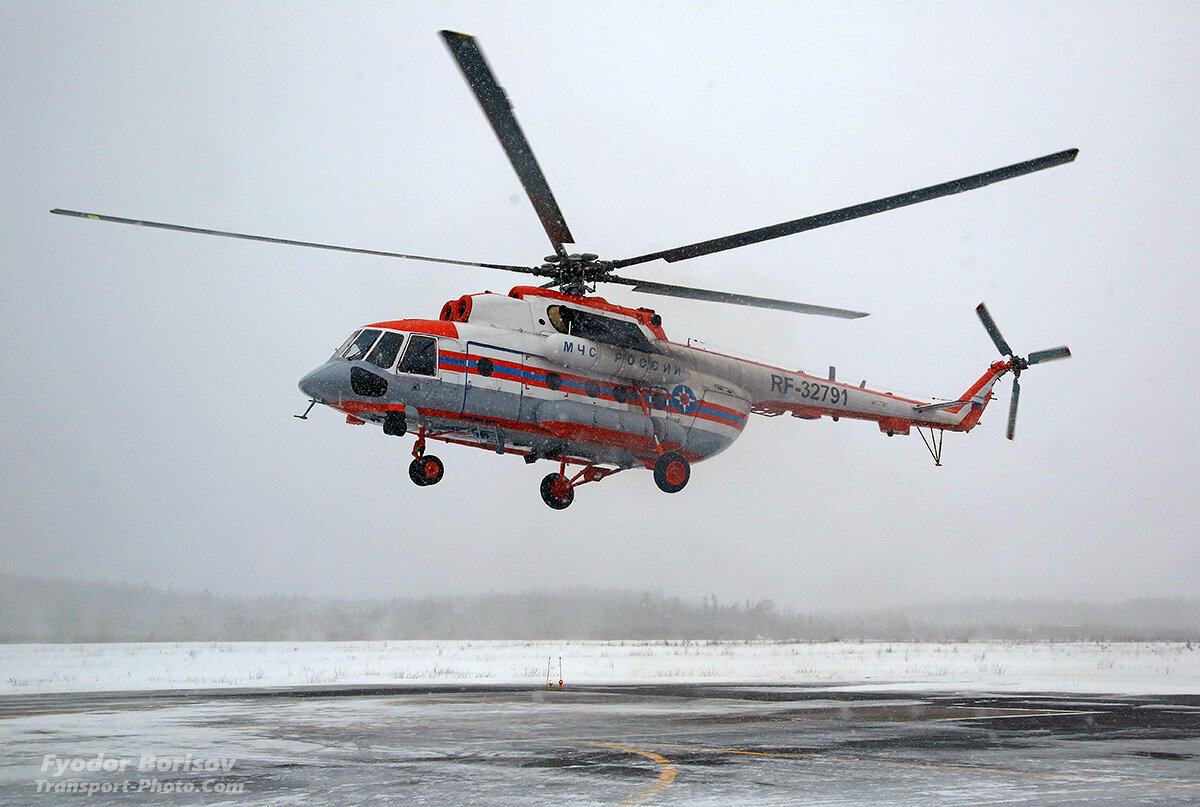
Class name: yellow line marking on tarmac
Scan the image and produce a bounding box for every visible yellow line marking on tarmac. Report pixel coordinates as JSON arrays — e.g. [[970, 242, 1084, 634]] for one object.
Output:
[[575, 741, 678, 805], [653, 744, 1200, 791]]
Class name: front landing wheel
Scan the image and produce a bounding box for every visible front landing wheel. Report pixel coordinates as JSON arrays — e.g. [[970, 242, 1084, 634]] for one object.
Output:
[[409, 455, 444, 486], [539, 473, 574, 510], [653, 452, 690, 494]]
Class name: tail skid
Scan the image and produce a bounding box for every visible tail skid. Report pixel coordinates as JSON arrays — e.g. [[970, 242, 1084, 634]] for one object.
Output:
[[910, 361, 1008, 465]]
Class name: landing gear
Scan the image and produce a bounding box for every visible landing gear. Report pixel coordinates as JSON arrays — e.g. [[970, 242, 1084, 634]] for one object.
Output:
[[635, 389, 691, 495], [409, 455, 444, 486], [653, 452, 690, 494], [536, 461, 620, 510], [539, 472, 574, 510], [408, 424, 443, 486]]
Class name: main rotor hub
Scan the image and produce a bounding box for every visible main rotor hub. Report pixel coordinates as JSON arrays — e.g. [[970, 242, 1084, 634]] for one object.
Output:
[[540, 252, 613, 296]]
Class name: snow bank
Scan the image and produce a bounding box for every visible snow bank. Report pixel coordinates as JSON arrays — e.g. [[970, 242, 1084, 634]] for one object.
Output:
[[2, 640, 1198, 696]]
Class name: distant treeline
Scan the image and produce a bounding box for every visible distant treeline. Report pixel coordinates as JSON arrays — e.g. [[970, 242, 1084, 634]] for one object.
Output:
[[1, 574, 1197, 642]]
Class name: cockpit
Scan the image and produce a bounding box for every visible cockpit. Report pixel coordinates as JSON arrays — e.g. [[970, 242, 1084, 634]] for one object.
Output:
[[333, 328, 438, 376]]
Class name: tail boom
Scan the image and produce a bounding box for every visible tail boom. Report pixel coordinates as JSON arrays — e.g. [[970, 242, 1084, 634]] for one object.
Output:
[[746, 360, 1010, 436]]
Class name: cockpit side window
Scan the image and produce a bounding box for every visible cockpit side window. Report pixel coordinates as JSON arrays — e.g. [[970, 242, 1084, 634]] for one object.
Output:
[[366, 331, 406, 370], [397, 334, 438, 376], [342, 329, 381, 361]]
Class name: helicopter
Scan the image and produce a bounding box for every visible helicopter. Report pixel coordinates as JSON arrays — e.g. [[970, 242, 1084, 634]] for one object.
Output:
[[52, 30, 1074, 509]]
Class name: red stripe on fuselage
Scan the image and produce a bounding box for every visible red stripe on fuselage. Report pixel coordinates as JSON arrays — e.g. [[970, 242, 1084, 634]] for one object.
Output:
[[439, 349, 747, 432]]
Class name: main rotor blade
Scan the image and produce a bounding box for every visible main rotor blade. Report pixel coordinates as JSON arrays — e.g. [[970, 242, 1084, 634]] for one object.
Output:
[[1007, 375, 1021, 440], [976, 302, 1014, 357], [611, 149, 1078, 269], [607, 275, 868, 318], [50, 209, 540, 274], [1028, 345, 1072, 365], [440, 30, 574, 257]]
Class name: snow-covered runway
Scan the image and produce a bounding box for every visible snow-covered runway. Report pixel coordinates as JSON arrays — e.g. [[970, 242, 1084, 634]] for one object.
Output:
[[1, 684, 1198, 806], [1, 642, 1199, 805]]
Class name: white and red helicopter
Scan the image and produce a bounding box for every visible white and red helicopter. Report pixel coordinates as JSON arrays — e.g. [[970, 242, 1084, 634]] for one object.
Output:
[[53, 30, 1074, 509]]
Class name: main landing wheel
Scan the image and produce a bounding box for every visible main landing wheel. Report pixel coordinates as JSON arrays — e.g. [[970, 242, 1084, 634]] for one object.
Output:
[[539, 473, 574, 510], [409, 455, 444, 487], [653, 452, 690, 494]]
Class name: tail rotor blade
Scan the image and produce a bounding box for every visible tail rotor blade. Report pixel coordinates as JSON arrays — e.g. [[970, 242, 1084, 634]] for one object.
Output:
[[976, 303, 1014, 357], [1007, 375, 1021, 440], [1028, 345, 1072, 365], [971, 303, 1067, 441]]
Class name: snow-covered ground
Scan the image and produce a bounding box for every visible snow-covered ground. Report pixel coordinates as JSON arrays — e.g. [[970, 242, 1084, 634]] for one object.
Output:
[[2, 640, 1198, 696]]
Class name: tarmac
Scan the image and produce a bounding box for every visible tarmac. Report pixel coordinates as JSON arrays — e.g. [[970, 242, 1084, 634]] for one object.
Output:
[[2, 683, 1198, 805]]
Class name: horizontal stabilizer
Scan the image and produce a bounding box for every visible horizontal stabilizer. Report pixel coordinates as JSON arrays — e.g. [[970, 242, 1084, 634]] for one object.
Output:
[[913, 399, 973, 414]]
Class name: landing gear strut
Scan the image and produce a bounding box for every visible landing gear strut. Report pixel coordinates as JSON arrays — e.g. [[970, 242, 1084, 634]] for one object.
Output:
[[538, 461, 620, 510], [408, 425, 444, 486], [635, 389, 692, 494]]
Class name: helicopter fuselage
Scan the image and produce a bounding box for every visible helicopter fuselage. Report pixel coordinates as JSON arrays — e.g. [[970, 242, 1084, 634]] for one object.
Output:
[[297, 286, 1010, 485]]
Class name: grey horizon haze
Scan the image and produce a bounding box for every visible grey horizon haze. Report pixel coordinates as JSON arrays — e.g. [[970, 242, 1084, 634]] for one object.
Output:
[[1, 2, 1197, 611]]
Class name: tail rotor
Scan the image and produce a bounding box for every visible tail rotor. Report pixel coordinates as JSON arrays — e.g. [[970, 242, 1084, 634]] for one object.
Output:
[[975, 303, 1071, 440]]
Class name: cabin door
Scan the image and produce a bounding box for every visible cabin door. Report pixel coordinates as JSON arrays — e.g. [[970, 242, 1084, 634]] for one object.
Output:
[[461, 342, 526, 427]]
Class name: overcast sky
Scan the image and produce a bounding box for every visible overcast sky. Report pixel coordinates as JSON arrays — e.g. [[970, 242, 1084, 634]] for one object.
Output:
[[2, 2, 1197, 611]]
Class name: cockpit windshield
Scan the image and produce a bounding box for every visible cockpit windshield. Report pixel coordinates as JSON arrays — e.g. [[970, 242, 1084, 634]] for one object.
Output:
[[340, 329, 381, 361], [333, 330, 361, 358], [365, 331, 406, 370], [334, 328, 435, 374]]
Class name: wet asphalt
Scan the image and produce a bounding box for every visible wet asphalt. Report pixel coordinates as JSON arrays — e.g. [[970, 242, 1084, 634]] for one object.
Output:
[[2, 683, 1198, 805]]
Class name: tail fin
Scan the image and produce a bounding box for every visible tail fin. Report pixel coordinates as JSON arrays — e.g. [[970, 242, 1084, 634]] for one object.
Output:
[[912, 360, 1009, 431], [951, 360, 1010, 431]]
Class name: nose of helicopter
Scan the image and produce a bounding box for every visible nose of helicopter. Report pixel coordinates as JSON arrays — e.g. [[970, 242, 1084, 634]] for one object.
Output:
[[297, 362, 345, 404]]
